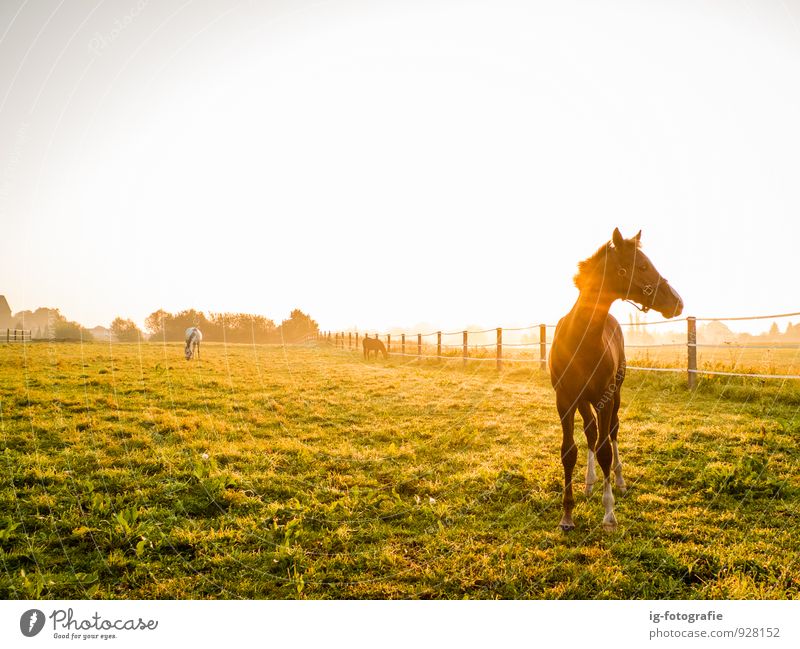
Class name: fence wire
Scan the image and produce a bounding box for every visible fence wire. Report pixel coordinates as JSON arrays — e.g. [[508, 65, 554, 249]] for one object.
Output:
[[323, 309, 800, 381]]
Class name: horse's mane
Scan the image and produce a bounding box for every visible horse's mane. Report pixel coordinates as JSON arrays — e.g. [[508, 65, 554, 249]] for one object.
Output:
[[573, 236, 642, 289], [573, 243, 610, 289]]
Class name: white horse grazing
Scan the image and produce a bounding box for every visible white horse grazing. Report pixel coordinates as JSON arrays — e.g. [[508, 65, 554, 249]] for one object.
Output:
[[185, 327, 202, 360]]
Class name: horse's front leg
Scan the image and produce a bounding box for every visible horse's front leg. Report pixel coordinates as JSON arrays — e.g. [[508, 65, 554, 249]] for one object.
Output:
[[596, 404, 617, 532], [577, 401, 597, 495], [557, 396, 578, 531]]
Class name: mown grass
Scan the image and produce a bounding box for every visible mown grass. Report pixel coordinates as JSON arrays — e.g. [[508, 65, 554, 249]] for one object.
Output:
[[0, 341, 798, 599]]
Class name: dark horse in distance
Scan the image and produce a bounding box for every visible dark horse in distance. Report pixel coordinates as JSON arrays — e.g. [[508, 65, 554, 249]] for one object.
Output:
[[362, 335, 388, 360], [549, 228, 683, 532]]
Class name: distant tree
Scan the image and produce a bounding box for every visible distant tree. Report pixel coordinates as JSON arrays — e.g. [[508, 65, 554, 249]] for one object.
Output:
[[144, 307, 316, 344], [278, 309, 319, 343], [7, 306, 93, 340], [144, 309, 208, 342], [111, 317, 142, 342], [53, 319, 93, 341], [14, 307, 61, 337], [171, 310, 209, 340], [208, 312, 277, 343], [700, 321, 734, 345], [785, 322, 800, 341], [249, 314, 278, 342], [145, 309, 170, 336], [768, 322, 780, 338]]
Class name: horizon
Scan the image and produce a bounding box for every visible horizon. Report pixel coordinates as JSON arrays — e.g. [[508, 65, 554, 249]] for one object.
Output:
[[3, 291, 799, 340]]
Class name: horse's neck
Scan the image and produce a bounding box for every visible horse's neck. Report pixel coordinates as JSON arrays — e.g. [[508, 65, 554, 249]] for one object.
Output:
[[565, 290, 615, 338]]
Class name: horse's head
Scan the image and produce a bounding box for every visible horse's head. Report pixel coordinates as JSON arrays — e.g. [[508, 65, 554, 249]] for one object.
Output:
[[185, 345, 193, 360], [608, 228, 683, 318]]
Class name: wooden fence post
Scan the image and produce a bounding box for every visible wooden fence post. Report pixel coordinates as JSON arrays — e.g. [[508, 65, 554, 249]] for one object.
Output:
[[496, 327, 503, 372], [463, 331, 468, 367], [401, 333, 406, 357], [539, 324, 547, 371], [687, 316, 697, 389], [387, 334, 391, 355], [417, 333, 422, 360], [437, 331, 442, 359]]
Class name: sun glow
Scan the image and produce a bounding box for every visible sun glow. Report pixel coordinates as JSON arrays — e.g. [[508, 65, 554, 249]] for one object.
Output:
[[2, 0, 799, 332]]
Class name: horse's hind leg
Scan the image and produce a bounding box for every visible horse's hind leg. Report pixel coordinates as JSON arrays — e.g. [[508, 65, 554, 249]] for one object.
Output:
[[578, 401, 597, 495], [610, 390, 626, 493], [557, 395, 578, 531]]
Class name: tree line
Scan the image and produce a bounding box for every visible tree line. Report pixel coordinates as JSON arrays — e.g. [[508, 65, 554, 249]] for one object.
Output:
[[11, 307, 95, 340], [111, 308, 319, 343]]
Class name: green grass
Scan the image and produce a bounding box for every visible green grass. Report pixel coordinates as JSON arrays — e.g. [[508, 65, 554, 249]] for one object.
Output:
[[1, 341, 798, 599]]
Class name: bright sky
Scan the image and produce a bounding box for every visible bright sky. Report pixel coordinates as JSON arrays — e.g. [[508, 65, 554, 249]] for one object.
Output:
[[1, 0, 799, 333]]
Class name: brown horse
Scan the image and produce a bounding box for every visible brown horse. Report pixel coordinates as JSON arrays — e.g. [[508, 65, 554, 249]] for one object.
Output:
[[549, 228, 683, 532], [362, 335, 388, 360]]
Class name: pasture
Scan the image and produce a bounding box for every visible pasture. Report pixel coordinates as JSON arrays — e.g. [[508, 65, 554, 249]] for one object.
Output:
[[1, 341, 798, 599]]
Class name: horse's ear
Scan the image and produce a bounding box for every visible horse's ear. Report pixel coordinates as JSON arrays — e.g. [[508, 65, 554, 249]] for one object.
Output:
[[634, 230, 642, 244], [612, 227, 624, 248]]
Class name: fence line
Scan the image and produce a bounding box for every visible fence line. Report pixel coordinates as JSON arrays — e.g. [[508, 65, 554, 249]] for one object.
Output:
[[320, 310, 800, 386], [4, 329, 31, 343], [694, 310, 800, 322]]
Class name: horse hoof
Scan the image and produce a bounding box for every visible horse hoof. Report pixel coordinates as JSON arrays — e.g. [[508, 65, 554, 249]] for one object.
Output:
[[617, 485, 628, 495], [559, 523, 575, 532], [602, 514, 618, 533]]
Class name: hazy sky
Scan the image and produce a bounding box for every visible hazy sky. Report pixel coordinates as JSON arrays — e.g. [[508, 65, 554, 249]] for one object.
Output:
[[1, 0, 799, 332]]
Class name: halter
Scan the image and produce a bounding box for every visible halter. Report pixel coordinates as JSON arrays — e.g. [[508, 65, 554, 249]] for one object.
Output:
[[616, 267, 658, 313]]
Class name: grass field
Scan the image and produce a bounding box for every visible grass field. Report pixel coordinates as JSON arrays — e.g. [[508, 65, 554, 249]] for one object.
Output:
[[1, 341, 799, 599]]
